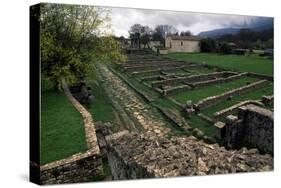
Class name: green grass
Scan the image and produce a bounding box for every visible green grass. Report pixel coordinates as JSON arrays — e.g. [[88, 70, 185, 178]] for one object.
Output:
[[172, 76, 259, 104], [187, 115, 215, 137], [86, 69, 116, 123], [164, 53, 273, 76], [41, 91, 88, 164], [115, 68, 161, 99], [202, 83, 273, 117], [187, 66, 217, 74], [153, 98, 181, 110]]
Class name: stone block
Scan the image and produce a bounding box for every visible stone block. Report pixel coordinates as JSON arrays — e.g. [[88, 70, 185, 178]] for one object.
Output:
[[214, 121, 226, 140]]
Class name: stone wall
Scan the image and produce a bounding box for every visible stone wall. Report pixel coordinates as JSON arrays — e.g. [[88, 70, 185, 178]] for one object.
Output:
[[215, 104, 273, 155], [213, 100, 264, 121], [163, 84, 192, 96], [154, 105, 191, 131], [105, 131, 273, 180], [247, 72, 274, 82], [151, 71, 235, 88], [165, 37, 201, 53], [40, 148, 103, 184], [262, 95, 274, 106], [239, 105, 273, 154], [39, 81, 103, 185], [195, 80, 268, 111], [124, 62, 186, 72], [191, 72, 247, 88], [140, 75, 163, 82]]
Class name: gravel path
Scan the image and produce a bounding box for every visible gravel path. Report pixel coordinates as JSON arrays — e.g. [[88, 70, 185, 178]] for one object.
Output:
[[97, 64, 171, 136]]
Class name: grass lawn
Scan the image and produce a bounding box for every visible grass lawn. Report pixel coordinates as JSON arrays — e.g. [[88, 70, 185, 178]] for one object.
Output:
[[86, 69, 116, 123], [187, 115, 215, 137], [201, 83, 273, 117], [172, 76, 259, 104], [164, 53, 273, 76], [41, 91, 88, 164]]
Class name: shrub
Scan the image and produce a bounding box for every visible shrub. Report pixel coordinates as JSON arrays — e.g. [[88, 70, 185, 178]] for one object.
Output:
[[220, 43, 233, 54], [200, 38, 217, 53]]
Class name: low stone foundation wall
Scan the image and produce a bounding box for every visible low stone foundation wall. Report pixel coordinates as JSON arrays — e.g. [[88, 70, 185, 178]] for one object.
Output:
[[262, 95, 274, 106], [105, 131, 273, 180], [213, 100, 264, 121], [132, 69, 161, 76], [151, 71, 236, 88], [40, 148, 103, 184], [191, 72, 247, 88], [154, 105, 191, 130], [215, 104, 273, 155], [39, 81, 104, 185], [195, 80, 267, 111], [140, 75, 164, 82], [163, 84, 192, 96], [247, 72, 273, 82], [131, 65, 197, 76], [125, 63, 187, 72]]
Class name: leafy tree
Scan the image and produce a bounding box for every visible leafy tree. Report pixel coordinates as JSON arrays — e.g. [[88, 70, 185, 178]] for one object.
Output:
[[180, 31, 192, 36], [218, 28, 273, 49], [220, 43, 233, 54], [200, 38, 217, 53], [129, 24, 152, 48], [153, 25, 178, 47], [40, 3, 126, 89], [154, 24, 178, 37], [265, 39, 273, 48]]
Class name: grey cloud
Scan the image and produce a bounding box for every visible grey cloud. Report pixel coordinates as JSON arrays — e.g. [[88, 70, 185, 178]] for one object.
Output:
[[108, 6, 271, 37]]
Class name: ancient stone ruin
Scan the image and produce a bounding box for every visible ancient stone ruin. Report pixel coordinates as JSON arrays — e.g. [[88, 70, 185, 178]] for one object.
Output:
[[214, 104, 273, 155], [40, 52, 274, 184], [105, 131, 273, 180]]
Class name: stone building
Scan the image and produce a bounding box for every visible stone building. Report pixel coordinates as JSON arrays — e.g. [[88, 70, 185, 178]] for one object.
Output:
[[165, 36, 201, 53]]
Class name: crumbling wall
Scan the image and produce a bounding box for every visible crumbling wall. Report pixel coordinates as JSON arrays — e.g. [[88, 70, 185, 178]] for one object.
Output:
[[151, 71, 232, 88], [247, 72, 273, 82], [213, 100, 264, 121], [163, 85, 191, 96], [239, 104, 273, 154], [262, 95, 274, 106], [40, 148, 103, 184], [195, 80, 267, 111], [191, 72, 247, 88], [215, 104, 273, 155], [105, 131, 273, 180], [40, 82, 104, 184]]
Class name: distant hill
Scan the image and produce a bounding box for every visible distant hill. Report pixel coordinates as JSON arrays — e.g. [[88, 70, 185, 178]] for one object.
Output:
[[198, 28, 241, 38], [198, 17, 273, 38]]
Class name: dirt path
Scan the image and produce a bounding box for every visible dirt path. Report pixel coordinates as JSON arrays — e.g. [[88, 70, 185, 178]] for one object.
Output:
[[97, 64, 171, 137]]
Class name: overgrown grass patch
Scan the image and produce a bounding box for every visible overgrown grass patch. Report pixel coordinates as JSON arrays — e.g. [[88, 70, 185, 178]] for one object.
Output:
[[86, 69, 116, 123], [164, 53, 273, 76], [201, 83, 273, 117], [172, 76, 259, 104], [41, 91, 88, 164], [187, 115, 215, 137]]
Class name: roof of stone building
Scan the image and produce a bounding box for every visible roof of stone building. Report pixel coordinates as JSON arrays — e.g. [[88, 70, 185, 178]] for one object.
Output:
[[167, 36, 202, 41], [106, 131, 273, 177]]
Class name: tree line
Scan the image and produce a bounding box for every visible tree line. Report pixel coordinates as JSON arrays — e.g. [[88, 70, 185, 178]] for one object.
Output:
[[125, 24, 192, 48], [200, 28, 273, 54]]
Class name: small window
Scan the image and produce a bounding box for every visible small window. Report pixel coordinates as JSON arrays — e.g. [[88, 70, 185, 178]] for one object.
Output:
[[181, 41, 183, 46]]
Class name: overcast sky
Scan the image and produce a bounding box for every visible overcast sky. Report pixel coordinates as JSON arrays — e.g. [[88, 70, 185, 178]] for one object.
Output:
[[109, 7, 267, 37]]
